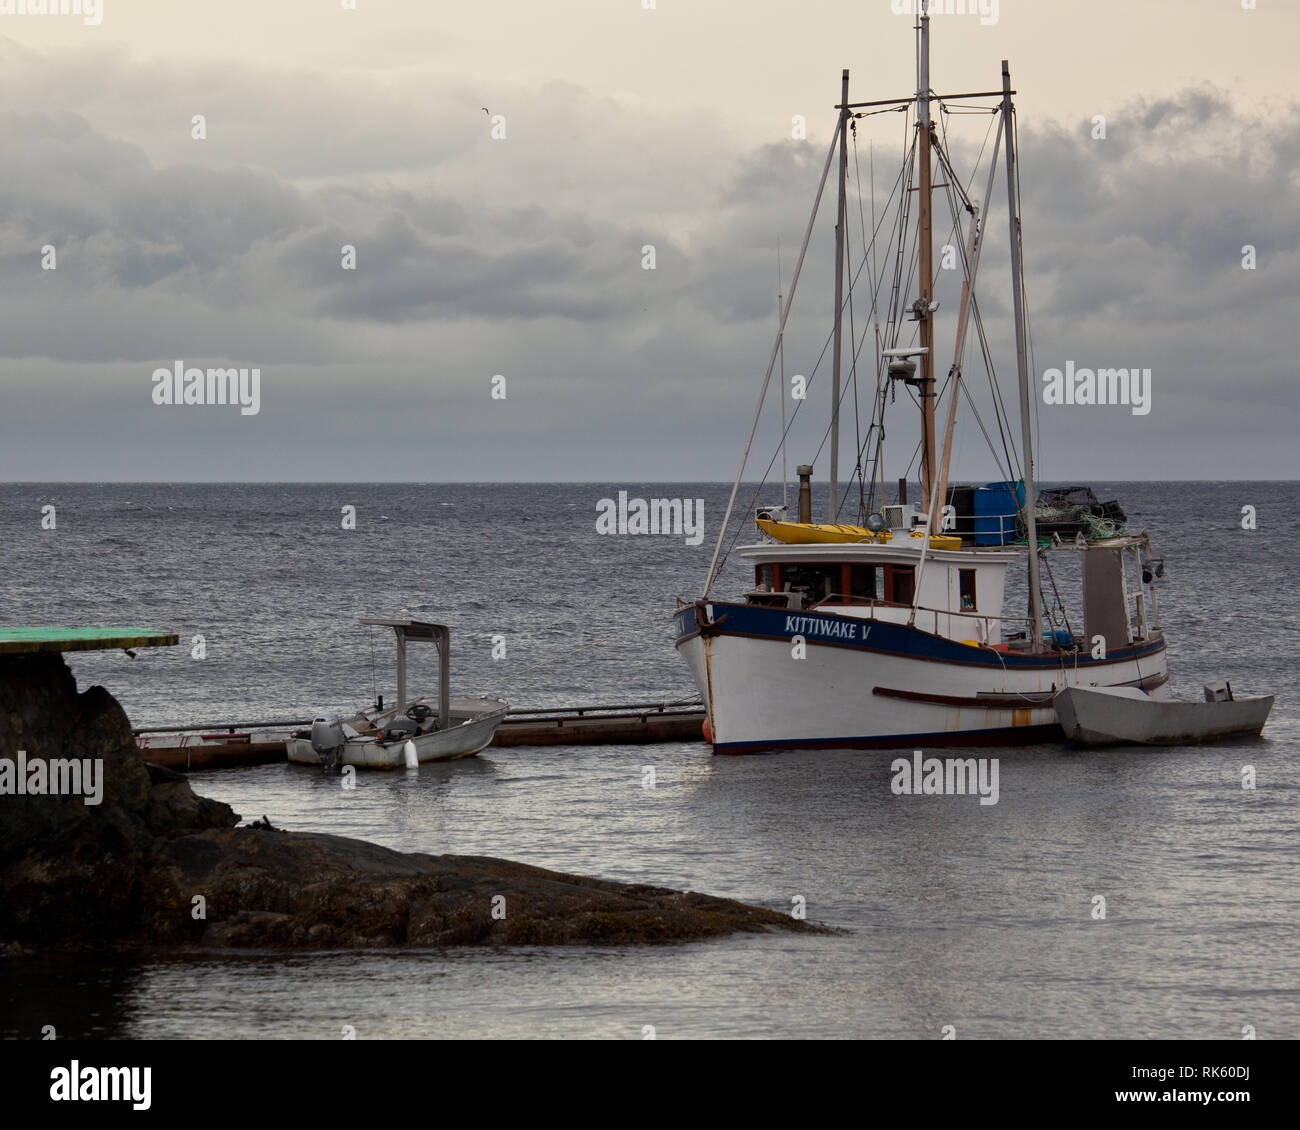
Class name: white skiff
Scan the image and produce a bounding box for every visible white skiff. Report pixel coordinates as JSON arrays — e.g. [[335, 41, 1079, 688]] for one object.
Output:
[[1054, 684, 1272, 747]]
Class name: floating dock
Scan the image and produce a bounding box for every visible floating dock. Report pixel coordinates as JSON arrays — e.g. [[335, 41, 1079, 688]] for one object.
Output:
[[0, 627, 178, 655], [135, 698, 707, 770], [1, 627, 707, 770], [493, 701, 705, 747]]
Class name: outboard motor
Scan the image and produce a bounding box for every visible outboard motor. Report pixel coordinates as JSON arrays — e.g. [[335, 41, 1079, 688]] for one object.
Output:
[[310, 714, 346, 772]]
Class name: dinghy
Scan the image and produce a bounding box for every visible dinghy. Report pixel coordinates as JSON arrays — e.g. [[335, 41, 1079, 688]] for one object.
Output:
[[1054, 682, 1273, 747], [286, 617, 508, 770]]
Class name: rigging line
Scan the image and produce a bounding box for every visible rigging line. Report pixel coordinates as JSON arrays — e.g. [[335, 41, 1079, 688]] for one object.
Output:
[[866, 137, 884, 517], [1039, 550, 1075, 641], [841, 163, 870, 520], [955, 207, 1020, 489], [814, 251, 914, 502], [703, 115, 845, 597], [971, 294, 1022, 484], [902, 435, 923, 479], [938, 103, 1003, 115], [854, 104, 912, 120], [730, 191, 903, 545], [856, 125, 914, 333], [941, 142, 1008, 475], [934, 121, 976, 217], [883, 111, 916, 348], [712, 220, 876, 577], [714, 226, 888, 575], [1008, 102, 1052, 624], [869, 138, 879, 339], [965, 110, 1000, 198], [869, 183, 964, 487], [931, 124, 997, 461], [851, 123, 870, 284], [777, 238, 788, 512], [937, 99, 999, 204], [849, 272, 887, 519], [800, 184, 917, 439], [849, 118, 912, 332], [850, 124, 881, 345], [1029, 290, 1042, 482], [845, 210, 866, 522], [1009, 103, 1045, 486], [861, 120, 913, 497], [958, 378, 1011, 484]]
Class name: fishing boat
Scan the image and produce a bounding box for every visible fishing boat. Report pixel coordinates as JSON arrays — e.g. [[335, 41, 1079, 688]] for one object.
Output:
[[675, 8, 1172, 753], [1055, 683, 1273, 747], [286, 617, 508, 769]]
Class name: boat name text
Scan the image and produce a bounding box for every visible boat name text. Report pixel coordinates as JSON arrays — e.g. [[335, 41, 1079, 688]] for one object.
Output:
[[783, 615, 864, 641]]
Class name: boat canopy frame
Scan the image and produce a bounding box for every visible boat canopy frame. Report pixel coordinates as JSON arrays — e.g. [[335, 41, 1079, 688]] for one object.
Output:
[[358, 617, 450, 732]]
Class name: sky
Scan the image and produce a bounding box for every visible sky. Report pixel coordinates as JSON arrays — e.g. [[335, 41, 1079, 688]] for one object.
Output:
[[0, 0, 1297, 482]]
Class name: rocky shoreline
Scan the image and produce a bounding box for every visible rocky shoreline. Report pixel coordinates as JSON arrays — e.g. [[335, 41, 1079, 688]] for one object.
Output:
[[0, 654, 820, 951]]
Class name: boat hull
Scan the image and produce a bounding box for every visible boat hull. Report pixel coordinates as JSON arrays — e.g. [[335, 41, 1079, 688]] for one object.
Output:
[[674, 601, 1169, 753], [1054, 687, 1273, 747], [287, 703, 508, 768]]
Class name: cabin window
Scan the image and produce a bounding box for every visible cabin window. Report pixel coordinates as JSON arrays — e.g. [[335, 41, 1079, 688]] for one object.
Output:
[[781, 562, 842, 604], [885, 564, 915, 605], [755, 564, 775, 592], [959, 568, 977, 610], [850, 564, 881, 601]]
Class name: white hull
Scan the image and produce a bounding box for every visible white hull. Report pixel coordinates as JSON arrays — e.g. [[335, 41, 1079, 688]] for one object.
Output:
[[287, 699, 508, 768], [676, 602, 1168, 752], [1055, 686, 1272, 747]]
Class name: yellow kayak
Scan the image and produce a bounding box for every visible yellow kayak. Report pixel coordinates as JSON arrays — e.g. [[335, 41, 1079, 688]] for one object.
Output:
[[756, 517, 962, 550]]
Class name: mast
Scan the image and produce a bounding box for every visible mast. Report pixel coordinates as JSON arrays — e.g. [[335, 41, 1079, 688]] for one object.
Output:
[[1001, 59, 1043, 648], [829, 68, 849, 522], [916, 5, 937, 513]]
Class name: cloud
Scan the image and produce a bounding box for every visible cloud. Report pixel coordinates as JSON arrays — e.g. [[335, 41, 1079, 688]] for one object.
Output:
[[0, 37, 1297, 480]]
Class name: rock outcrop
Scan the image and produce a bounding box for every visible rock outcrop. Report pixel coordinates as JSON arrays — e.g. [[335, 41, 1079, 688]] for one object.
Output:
[[1, 654, 817, 950]]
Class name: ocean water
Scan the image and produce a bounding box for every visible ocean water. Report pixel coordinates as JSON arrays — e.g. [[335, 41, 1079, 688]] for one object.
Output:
[[1, 481, 1298, 1039]]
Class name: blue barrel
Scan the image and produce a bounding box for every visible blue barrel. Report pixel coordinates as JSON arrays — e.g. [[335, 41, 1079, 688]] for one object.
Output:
[[973, 480, 1025, 545]]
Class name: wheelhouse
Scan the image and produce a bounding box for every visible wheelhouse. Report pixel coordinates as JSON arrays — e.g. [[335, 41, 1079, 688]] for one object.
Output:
[[738, 541, 1014, 645]]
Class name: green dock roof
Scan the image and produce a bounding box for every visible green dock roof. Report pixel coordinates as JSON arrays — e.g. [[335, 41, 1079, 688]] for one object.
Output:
[[0, 628, 179, 656]]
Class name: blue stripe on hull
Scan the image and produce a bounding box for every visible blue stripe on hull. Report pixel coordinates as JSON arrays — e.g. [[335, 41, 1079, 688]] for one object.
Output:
[[713, 722, 1063, 755], [678, 601, 1165, 670]]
